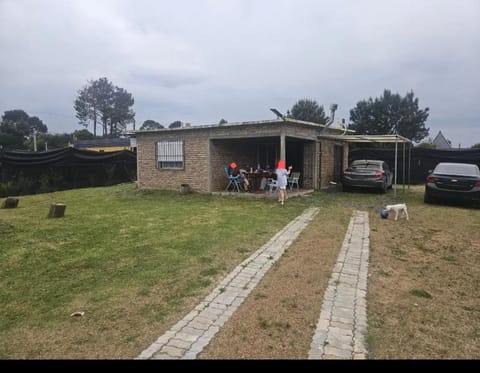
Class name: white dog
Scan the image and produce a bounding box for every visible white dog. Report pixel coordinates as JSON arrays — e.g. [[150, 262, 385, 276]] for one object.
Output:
[[385, 203, 409, 221]]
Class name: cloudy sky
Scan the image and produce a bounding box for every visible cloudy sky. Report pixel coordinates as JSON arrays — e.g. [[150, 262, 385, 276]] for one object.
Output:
[[1, 0, 479, 146]]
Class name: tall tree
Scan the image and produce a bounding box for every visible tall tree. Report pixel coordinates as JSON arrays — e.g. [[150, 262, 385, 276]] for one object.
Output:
[[140, 120, 164, 130], [74, 85, 98, 136], [29, 130, 94, 151], [349, 89, 429, 142], [94, 77, 115, 136], [74, 77, 135, 137], [288, 99, 327, 124], [34, 133, 73, 151], [73, 129, 94, 140], [109, 86, 135, 136], [0, 110, 48, 149], [169, 121, 182, 129]]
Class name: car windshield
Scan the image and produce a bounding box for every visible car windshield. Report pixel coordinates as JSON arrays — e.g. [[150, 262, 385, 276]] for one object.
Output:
[[434, 163, 480, 176]]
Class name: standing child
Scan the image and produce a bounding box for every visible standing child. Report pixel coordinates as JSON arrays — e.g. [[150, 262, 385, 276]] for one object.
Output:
[[275, 160, 292, 206]]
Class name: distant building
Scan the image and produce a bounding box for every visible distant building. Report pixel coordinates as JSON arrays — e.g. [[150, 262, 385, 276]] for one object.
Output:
[[74, 138, 136, 152], [432, 131, 451, 149]]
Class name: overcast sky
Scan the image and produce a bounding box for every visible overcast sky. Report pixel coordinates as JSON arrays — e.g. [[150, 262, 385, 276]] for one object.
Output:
[[1, 0, 479, 146]]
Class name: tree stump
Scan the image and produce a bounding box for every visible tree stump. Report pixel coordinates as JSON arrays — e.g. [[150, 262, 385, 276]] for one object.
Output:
[[1, 197, 19, 209], [179, 184, 190, 194], [48, 203, 66, 218]]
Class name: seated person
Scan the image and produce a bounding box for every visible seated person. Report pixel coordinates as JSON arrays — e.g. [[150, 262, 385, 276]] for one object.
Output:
[[228, 162, 250, 191], [227, 162, 238, 178], [239, 168, 251, 191]]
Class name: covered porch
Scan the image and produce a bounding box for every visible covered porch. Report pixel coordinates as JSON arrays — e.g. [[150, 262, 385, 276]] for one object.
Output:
[[209, 134, 318, 192]]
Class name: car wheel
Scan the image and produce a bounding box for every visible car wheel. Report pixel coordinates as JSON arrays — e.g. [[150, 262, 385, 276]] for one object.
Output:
[[342, 184, 351, 192], [424, 191, 432, 204], [379, 179, 387, 193]]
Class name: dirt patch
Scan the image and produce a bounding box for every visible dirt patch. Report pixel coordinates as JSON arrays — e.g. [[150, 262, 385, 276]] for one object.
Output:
[[200, 210, 350, 359]]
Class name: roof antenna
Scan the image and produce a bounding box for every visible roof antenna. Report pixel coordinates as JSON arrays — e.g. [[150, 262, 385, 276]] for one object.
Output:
[[320, 103, 338, 132], [340, 118, 348, 135]]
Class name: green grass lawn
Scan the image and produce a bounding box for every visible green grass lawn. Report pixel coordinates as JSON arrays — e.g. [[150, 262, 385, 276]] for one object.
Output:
[[2, 183, 478, 358], [0, 183, 315, 358]]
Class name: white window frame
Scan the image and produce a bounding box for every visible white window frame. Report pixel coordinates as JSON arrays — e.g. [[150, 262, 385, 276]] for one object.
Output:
[[156, 140, 184, 170]]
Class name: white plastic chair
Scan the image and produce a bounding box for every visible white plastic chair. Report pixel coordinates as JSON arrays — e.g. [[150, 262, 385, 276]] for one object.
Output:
[[288, 172, 300, 190], [267, 178, 278, 192]]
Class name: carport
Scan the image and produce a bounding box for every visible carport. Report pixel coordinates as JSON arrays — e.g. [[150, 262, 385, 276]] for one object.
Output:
[[317, 134, 412, 198]]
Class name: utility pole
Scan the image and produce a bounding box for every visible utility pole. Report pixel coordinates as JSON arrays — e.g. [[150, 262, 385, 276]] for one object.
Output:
[[33, 129, 37, 152]]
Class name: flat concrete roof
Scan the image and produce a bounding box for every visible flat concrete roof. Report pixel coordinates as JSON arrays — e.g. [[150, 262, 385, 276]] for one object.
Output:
[[133, 118, 354, 135]]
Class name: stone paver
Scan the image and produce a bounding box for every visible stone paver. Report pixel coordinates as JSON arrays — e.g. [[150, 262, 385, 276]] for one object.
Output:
[[308, 210, 369, 360], [137, 207, 319, 360]]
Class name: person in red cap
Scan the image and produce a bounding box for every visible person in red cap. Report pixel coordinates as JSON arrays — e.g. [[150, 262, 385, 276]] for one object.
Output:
[[275, 160, 292, 205]]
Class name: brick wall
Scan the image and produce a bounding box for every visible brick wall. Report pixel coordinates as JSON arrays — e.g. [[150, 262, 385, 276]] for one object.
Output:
[[343, 145, 349, 171], [209, 122, 327, 141], [303, 142, 316, 189], [319, 141, 349, 188], [137, 130, 211, 193]]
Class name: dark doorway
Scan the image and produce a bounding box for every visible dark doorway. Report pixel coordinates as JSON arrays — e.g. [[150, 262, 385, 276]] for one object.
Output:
[[286, 140, 304, 186]]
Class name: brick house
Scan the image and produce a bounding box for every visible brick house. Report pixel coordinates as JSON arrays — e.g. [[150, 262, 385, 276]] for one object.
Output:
[[135, 118, 350, 193]]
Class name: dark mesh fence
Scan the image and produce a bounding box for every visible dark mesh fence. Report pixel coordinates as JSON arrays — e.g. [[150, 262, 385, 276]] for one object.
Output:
[[349, 147, 480, 184], [0, 148, 137, 197]]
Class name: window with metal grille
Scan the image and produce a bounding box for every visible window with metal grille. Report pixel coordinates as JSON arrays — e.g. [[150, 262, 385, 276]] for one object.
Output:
[[156, 140, 184, 169]]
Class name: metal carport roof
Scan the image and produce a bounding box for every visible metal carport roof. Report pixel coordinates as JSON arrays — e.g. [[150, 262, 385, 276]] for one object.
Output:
[[317, 134, 412, 198], [317, 134, 411, 143]]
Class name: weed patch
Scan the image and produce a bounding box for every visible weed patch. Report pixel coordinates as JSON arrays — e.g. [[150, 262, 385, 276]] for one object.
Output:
[[409, 289, 432, 299]]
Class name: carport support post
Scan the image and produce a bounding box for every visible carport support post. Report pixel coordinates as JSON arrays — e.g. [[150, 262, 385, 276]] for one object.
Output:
[[403, 141, 406, 194], [280, 131, 286, 162], [394, 138, 398, 198], [408, 142, 411, 189]]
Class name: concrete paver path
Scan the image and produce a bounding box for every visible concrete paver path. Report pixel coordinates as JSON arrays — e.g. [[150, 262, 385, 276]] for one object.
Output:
[[308, 210, 369, 359], [138, 207, 319, 360]]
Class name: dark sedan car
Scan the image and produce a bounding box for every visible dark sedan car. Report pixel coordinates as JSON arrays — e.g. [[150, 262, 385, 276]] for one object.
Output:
[[341, 160, 393, 193], [424, 162, 480, 204]]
